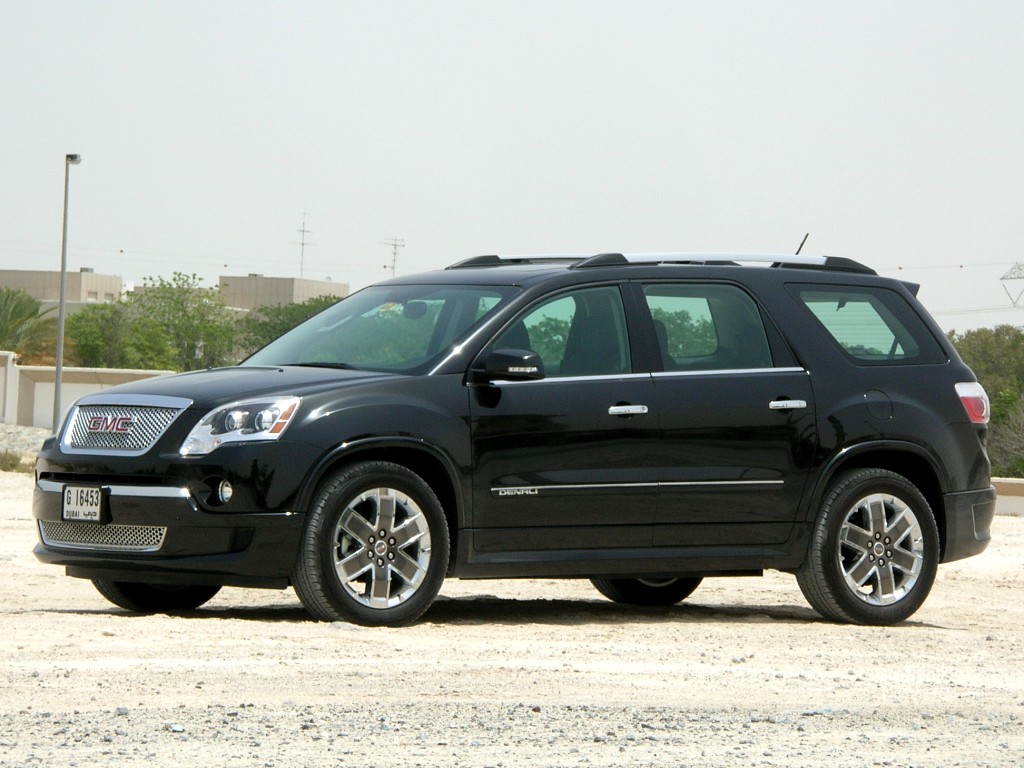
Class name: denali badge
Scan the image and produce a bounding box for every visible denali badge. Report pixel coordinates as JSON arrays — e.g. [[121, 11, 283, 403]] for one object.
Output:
[[85, 415, 135, 434], [497, 488, 539, 496]]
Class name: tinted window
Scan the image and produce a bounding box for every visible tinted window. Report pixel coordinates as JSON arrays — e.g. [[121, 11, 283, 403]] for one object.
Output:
[[246, 284, 514, 373], [792, 285, 946, 365], [642, 283, 773, 371], [492, 286, 631, 377]]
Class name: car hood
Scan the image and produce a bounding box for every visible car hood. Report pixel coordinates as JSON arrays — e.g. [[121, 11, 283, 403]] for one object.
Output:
[[75, 365, 399, 411]]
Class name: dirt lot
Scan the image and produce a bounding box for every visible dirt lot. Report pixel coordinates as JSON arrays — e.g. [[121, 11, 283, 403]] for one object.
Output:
[[2, 471, 1022, 767]]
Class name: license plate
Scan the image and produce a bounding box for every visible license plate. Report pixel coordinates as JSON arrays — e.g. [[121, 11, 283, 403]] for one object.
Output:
[[62, 485, 107, 523]]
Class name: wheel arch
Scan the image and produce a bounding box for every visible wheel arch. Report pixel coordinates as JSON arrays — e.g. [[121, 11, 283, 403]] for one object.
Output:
[[807, 442, 948, 558], [297, 438, 465, 571]]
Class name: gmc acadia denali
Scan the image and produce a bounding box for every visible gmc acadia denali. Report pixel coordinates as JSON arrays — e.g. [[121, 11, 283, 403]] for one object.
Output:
[[33, 253, 995, 626]]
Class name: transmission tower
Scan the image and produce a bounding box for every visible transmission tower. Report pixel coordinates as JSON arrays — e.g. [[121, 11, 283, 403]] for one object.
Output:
[[1001, 263, 1024, 307], [382, 237, 405, 278]]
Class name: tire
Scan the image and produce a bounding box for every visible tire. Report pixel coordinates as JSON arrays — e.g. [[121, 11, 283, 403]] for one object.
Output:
[[292, 461, 449, 627], [796, 468, 939, 625], [590, 576, 703, 606], [92, 580, 221, 612]]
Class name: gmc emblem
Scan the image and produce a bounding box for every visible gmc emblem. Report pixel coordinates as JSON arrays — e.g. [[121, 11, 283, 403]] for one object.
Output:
[[85, 415, 135, 434]]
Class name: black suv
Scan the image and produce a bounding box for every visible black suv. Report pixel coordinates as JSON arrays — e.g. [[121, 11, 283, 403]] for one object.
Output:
[[33, 253, 995, 626]]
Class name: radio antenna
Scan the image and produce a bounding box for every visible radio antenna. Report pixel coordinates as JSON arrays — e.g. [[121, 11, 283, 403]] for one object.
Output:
[[795, 232, 810, 255]]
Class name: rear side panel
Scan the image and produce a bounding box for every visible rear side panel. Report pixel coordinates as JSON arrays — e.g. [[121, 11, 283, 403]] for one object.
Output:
[[763, 273, 992, 561]]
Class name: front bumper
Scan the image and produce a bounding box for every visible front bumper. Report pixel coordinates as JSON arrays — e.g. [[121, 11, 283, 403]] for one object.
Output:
[[940, 485, 996, 563], [33, 478, 305, 588]]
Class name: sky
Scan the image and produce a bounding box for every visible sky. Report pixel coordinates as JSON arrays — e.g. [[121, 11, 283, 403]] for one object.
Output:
[[2, 1, 1022, 332]]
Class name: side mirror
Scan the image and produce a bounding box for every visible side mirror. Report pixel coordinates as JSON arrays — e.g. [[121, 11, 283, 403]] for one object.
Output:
[[472, 348, 545, 383]]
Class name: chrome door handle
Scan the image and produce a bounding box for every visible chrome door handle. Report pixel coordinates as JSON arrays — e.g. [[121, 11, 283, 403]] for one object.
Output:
[[769, 399, 808, 410], [608, 405, 649, 416]]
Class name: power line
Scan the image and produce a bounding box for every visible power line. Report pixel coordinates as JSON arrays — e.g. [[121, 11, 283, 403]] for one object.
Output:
[[931, 305, 1024, 317]]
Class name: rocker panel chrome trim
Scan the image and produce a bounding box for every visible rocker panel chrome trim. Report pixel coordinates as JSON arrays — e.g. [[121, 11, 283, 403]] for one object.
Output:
[[490, 479, 784, 495]]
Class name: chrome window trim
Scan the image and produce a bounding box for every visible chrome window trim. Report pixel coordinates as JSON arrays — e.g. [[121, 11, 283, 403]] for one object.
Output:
[[652, 366, 806, 379], [491, 373, 653, 386], [487, 368, 808, 385]]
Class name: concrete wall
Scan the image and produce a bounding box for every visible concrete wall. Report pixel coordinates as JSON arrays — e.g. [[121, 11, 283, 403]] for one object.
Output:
[[993, 479, 1024, 516], [0, 351, 172, 429]]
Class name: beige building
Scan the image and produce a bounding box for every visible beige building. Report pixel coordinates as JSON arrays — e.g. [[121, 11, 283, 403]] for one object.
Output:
[[218, 274, 348, 311], [0, 268, 122, 303], [1, 268, 348, 313]]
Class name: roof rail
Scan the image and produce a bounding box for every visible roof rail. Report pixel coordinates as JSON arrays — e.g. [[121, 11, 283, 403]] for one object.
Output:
[[446, 255, 502, 269], [446, 254, 583, 269], [447, 252, 875, 275], [571, 253, 875, 274]]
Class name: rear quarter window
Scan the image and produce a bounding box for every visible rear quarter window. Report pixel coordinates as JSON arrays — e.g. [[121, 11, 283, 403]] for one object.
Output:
[[789, 284, 947, 366]]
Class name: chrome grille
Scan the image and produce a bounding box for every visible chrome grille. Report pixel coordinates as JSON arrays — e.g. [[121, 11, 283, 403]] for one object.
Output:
[[63, 404, 185, 455], [39, 520, 167, 552]]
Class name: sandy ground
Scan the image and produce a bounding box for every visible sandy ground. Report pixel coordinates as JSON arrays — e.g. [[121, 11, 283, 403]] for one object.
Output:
[[1, 471, 1023, 768]]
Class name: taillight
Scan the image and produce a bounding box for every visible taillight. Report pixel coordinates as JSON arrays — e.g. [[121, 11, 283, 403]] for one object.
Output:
[[956, 382, 990, 424]]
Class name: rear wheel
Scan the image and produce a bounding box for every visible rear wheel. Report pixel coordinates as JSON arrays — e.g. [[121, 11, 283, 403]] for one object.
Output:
[[797, 468, 939, 625], [590, 576, 703, 606], [292, 461, 449, 626], [92, 580, 221, 612]]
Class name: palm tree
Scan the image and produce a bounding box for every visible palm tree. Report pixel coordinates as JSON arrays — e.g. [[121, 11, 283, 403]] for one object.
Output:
[[0, 287, 56, 362]]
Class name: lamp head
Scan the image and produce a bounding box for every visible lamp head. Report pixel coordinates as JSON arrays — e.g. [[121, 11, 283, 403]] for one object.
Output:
[[66, 154, 81, 165]]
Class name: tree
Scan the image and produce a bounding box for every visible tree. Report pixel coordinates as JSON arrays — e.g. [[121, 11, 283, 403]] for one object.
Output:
[[65, 272, 236, 372], [67, 303, 175, 370], [127, 273, 236, 371], [650, 307, 717, 358], [948, 325, 1024, 421], [0, 287, 55, 363], [948, 324, 1024, 477], [236, 295, 340, 358]]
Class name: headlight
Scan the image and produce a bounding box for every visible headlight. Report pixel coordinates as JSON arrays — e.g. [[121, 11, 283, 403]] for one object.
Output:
[[179, 397, 300, 456]]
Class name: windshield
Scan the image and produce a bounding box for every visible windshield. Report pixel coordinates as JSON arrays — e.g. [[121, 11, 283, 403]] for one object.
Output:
[[244, 284, 517, 373]]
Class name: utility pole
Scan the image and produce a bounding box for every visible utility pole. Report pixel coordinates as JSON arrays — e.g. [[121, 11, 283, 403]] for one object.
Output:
[[295, 213, 314, 279], [54, 153, 81, 433], [382, 237, 405, 278]]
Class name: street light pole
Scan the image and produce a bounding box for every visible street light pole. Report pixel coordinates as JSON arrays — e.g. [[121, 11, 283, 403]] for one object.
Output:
[[52, 153, 81, 433]]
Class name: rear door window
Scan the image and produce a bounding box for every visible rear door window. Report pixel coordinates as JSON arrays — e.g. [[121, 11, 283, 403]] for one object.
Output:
[[641, 283, 773, 371]]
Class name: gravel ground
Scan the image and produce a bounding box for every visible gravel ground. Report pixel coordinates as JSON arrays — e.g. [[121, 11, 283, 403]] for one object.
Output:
[[2, 469, 1023, 767], [0, 423, 50, 463]]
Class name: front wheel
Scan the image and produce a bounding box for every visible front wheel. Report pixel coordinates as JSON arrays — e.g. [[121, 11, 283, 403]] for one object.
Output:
[[92, 580, 221, 612], [590, 576, 703, 606], [292, 461, 449, 627], [797, 468, 939, 625]]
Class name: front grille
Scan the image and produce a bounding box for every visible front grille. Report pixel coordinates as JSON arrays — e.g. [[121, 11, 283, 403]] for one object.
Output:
[[39, 520, 167, 552], [63, 404, 185, 455]]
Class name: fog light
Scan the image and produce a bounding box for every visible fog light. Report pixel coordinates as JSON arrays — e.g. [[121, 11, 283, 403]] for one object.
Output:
[[217, 480, 234, 504]]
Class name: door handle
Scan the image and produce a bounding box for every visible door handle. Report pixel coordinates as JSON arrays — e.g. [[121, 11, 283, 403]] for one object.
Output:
[[608, 405, 649, 416], [769, 399, 807, 410]]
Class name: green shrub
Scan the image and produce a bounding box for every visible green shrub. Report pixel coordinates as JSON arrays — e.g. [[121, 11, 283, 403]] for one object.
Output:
[[0, 450, 30, 473]]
